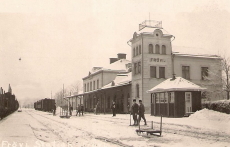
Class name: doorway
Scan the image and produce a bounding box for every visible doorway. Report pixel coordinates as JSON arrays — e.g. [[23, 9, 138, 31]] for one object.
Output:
[[185, 92, 192, 113]]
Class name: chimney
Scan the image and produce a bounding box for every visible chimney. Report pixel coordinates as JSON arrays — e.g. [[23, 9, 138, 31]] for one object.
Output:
[[110, 58, 118, 64], [117, 53, 126, 59]]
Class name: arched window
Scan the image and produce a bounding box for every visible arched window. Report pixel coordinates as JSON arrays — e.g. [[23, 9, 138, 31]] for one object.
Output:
[[136, 84, 139, 98], [162, 45, 166, 54], [149, 44, 153, 54], [136, 46, 139, 56], [139, 45, 141, 54], [133, 48, 135, 57], [155, 44, 160, 54]]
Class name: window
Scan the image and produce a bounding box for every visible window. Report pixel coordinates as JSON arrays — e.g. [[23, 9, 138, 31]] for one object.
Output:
[[151, 94, 155, 104], [160, 93, 164, 103], [139, 45, 141, 54], [149, 44, 153, 54], [165, 92, 168, 103], [169, 92, 174, 103], [162, 45, 166, 54], [185, 93, 191, 102], [155, 44, 160, 54], [136, 47, 138, 56], [93, 81, 95, 90], [90, 82, 92, 91], [134, 63, 138, 74], [133, 48, 135, 57], [156, 93, 159, 103], [84, 84, 86, 92], [134, 62, 141, 75], [97, 79, 99, 89], [201, 67, 208, 80], [159, 67, 165, 78], [150, 66, 156, 78], [182, 66, 190, 80], [138, 62, 141, 73], [87, 83, 89, 92], [136, 84, 139, 98]]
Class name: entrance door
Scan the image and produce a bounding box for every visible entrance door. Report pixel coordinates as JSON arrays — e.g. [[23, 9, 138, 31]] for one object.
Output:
[[185, 92, 192, 113]]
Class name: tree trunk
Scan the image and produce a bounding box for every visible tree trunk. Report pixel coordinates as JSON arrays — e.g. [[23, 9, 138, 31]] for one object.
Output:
[[227, 91, 230, 100]]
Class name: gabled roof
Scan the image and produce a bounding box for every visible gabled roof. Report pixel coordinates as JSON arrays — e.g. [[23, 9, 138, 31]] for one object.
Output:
[[147, 77, 206, 93], [102, 72, 132, 90]]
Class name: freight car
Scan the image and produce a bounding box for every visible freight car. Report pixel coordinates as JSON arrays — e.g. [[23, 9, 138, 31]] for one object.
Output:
[[34, 98, 55, 112], [0, 85, 19, 120]]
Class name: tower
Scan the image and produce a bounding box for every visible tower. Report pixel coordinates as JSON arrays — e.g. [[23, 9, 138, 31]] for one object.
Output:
[[129, 20, 174, 113], [8, 84, 12, 94]]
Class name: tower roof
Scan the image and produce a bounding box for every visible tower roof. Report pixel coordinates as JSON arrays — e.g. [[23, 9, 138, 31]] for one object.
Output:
[[8, 84, 12, 94]]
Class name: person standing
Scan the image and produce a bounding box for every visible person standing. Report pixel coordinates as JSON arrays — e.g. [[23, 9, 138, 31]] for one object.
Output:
[[111, 101, 116, 117], [80, 104, 84, 116], [53, 103, 56, 116], [138, 100, 147, 125], [76, 104, 81, 116], [69, 104, 73, 116], [131, 99, 139, 125]]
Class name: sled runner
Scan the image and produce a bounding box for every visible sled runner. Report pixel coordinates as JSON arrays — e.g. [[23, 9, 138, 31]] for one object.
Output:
[[136, 115, 162, 137]]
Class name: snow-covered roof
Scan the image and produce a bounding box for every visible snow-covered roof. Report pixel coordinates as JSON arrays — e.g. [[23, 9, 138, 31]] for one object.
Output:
[[102, 72, 132, 90], [172, 46, 221, 59], [147, 77, 206, 93], [103, 59, 131, 71], [84, 59, 131, 79]]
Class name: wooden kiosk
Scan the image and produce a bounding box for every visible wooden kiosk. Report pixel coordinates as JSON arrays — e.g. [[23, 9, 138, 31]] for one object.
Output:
[[148, 77, 206, 117]]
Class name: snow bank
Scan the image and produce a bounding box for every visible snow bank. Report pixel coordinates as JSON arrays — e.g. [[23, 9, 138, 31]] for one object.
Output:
[[189, 108, 230, 122]]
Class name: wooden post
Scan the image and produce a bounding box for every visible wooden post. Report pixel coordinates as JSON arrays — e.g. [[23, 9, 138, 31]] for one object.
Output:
[[151, 121, 153, 129], [160, 115, 162, 136], [129, 113, 131, 126]]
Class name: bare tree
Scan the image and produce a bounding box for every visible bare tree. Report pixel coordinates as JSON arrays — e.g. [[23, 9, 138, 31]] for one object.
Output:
[[67, 80, 82, 96], [221, 56, 230, 100], [54, 81, 82, 107]]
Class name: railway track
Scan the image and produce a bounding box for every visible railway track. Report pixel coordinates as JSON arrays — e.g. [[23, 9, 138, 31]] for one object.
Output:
[[26, 110, 132, 147], [81, 113, 230, 143], [27, 109, 230, 146]]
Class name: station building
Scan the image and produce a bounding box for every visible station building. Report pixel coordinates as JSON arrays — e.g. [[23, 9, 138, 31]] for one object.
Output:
[[71, 21, 222, 114], [129, 28, 222, 113]]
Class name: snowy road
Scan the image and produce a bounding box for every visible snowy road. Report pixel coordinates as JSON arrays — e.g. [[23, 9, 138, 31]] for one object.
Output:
[[0, 108, 230, 147]]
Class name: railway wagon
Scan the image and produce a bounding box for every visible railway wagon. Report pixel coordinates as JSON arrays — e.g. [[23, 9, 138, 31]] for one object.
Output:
[[0, 87, 19, 119], [34, 98, 55, 112]]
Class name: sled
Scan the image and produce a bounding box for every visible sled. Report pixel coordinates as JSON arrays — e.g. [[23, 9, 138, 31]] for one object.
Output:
[[136, 115, 162, 137], [59, 106, 71, 119]]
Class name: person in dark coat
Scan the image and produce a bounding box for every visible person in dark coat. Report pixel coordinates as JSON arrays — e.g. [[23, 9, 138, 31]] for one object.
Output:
[[69, 104, 73, 116], [80, 104, 84, 116], [53, 103, 56, 116], [131, 99, 139, 125], [138, 100, 147, 125], [111, 101, 116, 117], [76, 104, 81, 116]]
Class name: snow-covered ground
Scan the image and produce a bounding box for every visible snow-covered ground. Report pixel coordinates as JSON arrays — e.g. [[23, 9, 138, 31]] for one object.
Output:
[[0, 108, 230, 147]]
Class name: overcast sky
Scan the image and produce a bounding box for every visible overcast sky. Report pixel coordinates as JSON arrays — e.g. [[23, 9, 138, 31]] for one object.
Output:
[[0, 0, 230, 104]]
